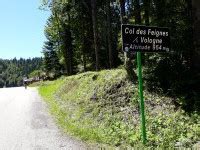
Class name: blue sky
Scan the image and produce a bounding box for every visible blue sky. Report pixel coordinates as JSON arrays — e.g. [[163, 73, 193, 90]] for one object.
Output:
[[0, 0, 50, 59]]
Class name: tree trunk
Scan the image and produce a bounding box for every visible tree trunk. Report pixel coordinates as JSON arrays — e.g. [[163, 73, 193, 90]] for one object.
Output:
[[91, 0, 100, 71], [144, 0, 150, 25], [106, 0, 113, 68], [120, 0, 125, 23], [83, 47, 87, 72], [134, 0, 142, 24], [192, 0, 200, 70], [68, 31, 73, 75], [143, 0, 150, 66], [79, 4, 87, 72], [155, 0, 165, 26], [62, 22, 73, 75], [81, 32, 87, 72], [120, 0, 137, 82]]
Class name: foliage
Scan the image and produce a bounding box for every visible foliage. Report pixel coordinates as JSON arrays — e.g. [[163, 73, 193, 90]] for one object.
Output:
[[39, 69, 200, 148], [40, 0, 200, 111], [142, 0, 200, 111], [29, 69, 43, 78], [0, 58, 42, 87], [41, 0, 121, 73], [43, 40, 62, 78]]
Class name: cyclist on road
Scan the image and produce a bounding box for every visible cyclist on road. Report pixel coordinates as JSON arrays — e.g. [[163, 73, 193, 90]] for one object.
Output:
[[23, 77, 28, 89]]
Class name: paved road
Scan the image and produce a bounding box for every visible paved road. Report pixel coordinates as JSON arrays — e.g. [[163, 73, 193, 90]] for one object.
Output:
[[0, 87, 88, 150]]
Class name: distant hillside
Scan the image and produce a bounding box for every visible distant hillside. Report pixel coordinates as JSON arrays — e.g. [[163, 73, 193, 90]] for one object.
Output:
[[0, 57, 42, 88]]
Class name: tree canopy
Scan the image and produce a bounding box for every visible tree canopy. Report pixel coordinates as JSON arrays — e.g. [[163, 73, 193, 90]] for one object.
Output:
[[40, 0, 199, 111], [0, 58, 42, 88]]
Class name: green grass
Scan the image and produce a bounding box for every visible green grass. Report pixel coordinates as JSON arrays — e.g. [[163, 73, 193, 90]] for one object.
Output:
[[38, 69, 200, 149]]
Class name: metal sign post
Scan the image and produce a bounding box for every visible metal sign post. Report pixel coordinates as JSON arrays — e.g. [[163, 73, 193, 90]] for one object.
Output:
[[121, 24, 170, 144], [137, 52, 146, 144]]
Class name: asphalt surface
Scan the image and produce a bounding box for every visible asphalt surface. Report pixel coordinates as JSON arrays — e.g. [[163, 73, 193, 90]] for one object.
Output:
[[0, 87, 88, 150]]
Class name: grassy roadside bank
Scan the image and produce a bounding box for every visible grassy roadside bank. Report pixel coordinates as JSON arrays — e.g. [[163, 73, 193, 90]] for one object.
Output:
[[38, 69, 200, 149]]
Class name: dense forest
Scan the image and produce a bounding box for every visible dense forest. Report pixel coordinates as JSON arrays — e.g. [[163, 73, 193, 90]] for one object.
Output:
[[40, 0, 199, 111], [0, 58, 42, 88]]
